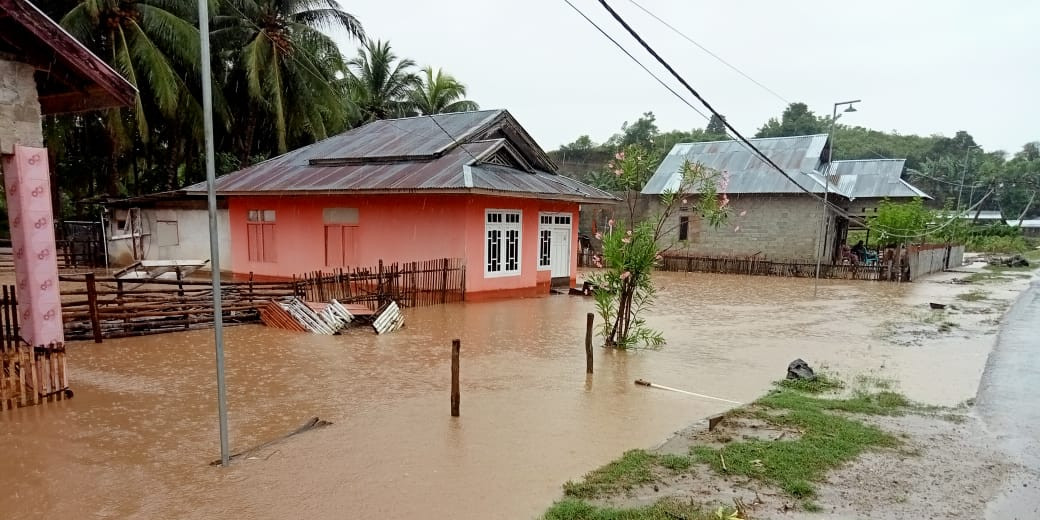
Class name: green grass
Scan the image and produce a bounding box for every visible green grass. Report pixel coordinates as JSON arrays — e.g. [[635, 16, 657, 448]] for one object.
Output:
[[691, 389, 904, 498], [563, 450, 657, 499], [544, 498, 735, 520], [775, 373, 845, 394], [854, 374, 894, 390], [657, 454, 692, 471], [802, 501, 823, 512], [956, 288, 989, 301]]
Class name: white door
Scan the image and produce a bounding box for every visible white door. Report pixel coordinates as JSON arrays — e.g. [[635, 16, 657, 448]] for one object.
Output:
[[551, 228, 570, 278]]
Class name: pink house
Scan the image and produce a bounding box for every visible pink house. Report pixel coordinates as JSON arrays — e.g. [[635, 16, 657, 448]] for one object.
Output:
[[180, 110, 616, 300]]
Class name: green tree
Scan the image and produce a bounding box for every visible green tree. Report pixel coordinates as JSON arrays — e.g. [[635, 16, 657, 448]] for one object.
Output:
[[610, 111, 659, 149], [706, 114, 727, 136], [588, 147, 727, 348], [410, 66, 479, 115], [215, 0, 364, 158], [347, 39, 420, 122], [59, 0, 203, 193], [755, 102, 829, 138], [868, 198, 932, 246]]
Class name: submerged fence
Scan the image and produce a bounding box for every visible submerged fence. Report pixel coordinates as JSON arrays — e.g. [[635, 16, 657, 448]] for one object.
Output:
[[294, 258, 465, 309], [54, 258, 465, 342], [0, 285, 70, 410], [581, 245, 964, 283]]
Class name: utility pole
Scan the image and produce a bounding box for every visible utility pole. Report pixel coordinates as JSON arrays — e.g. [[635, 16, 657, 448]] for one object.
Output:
[[957, 145, 980, 213], [814, 99, 860, 297], [197, 0, 230, 466]]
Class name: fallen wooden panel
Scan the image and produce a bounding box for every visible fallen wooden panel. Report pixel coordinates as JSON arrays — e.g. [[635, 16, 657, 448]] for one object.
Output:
[[373, 301, 404, 334]]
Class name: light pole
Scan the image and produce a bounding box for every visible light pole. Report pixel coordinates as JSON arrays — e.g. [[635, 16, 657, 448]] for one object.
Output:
[[957, 145, 980, 213], [814, 99, 860, 297]]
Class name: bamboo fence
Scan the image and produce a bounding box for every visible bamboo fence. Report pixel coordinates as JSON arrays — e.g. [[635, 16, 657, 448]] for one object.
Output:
[[0, 285, 70, 410]]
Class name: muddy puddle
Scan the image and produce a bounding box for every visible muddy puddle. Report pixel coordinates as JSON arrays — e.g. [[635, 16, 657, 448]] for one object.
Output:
[[0, 270, 1014, 519]]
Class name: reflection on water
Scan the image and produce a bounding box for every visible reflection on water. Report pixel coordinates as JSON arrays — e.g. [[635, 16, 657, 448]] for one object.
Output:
[[0, 272, 978, 519]]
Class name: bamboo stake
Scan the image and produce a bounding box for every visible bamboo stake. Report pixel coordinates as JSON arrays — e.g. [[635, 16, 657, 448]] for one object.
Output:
[[634, 379, 741, 405], [451, 339, 461, 417]]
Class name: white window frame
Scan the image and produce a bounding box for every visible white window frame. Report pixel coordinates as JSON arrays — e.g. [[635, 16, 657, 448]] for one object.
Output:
[[538, 212, 573, 272], [485, 209, 522, 278]]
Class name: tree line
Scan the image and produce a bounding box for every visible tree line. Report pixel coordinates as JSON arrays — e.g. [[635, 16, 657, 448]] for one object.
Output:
[[550, 103, 1039, 221], [31, 0, 478, 217]]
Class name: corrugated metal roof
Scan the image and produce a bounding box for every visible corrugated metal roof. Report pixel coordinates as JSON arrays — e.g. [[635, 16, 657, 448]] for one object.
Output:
[[182, 111, 616, 202], [642, 134, 830, 195], [826, 159, 931, 200]]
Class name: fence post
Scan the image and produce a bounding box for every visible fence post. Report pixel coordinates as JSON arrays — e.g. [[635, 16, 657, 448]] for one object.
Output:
[[441, 258, 449, 304], [585, 312, 594, 374], [451, 339, 461, 417], [377, 260, 385, 308], [85, 273, 102, 343]]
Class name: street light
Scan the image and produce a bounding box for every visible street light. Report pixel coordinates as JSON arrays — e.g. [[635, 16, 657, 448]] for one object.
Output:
[[814, 99, 860, 297], [957, 145, 981, 214]]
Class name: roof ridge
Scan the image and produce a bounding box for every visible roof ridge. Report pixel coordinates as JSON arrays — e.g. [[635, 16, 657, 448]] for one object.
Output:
[[671, 133, 829, 148]]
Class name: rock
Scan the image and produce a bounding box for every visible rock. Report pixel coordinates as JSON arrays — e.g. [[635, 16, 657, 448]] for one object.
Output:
[[787, 358, 816, 380]]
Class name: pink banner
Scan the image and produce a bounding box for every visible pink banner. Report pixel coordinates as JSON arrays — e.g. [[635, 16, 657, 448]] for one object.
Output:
[[3, 145, 64, 346]]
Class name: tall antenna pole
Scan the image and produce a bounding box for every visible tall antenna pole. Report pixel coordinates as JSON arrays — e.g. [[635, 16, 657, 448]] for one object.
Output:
[[197, 0, 230, 466]]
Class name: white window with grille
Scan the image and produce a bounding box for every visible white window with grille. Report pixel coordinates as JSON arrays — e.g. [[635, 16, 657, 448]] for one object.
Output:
[[485, 209, 521, 277]]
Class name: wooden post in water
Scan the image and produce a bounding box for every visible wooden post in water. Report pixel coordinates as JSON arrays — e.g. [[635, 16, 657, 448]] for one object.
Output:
[[451, 339, 460, 417], [85, 273, 102, 343], [585, 312, 594, 374]]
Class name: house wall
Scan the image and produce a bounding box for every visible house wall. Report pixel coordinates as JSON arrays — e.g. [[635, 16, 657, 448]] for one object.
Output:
[[106, 206, 232, 269], [651, 194, 829, 261], [0, 59, 43, 154], [226, 194, 579, 299]]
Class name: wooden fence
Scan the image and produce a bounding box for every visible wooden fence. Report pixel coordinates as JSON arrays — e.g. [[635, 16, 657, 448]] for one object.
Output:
[[656, 254, 893, 281], [1, 285, 70, 410], [53, 257, 464, 342], [59, 274, 297, 341], [294, 258, 465, 309]]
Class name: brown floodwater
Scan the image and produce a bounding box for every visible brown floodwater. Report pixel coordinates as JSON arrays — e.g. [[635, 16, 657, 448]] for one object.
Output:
[[0, 271, 1003, 519]]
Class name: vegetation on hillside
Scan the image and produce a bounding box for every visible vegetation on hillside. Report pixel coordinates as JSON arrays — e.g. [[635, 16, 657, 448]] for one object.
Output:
[[549, 104, 1039, 222]]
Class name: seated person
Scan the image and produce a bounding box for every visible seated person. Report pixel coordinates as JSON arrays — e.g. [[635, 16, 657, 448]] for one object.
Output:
[[839, 243, 858, 265], [850, 240, 866, 262]]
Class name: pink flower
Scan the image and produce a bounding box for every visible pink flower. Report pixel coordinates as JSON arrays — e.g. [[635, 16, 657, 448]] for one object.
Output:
[[620, 271, 631, 280], [621, 237, 631, 244], [594, 260, 603, 268], [739, 210, 747, 217], [626, 230, 632, 236], [720, 194, 730, 208], [608, 219, 615, 227], [734, 226, 741, 232], [594, 232, 602, 240], [682, 198, 688, 204], [616, 151, 625, 160], [655, 254, 663, 260]]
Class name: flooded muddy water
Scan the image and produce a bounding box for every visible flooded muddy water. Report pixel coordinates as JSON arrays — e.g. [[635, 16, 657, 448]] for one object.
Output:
[[0, 271, 1009, 519]]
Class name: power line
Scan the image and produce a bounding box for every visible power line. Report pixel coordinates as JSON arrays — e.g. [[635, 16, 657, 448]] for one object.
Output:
[[561, 0, 712, 123], [624, 0, 789, 105], [589, 0, 979, 240]]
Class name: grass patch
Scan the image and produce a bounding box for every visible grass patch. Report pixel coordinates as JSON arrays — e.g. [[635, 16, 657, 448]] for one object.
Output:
[[802, 501, 823, 512], [956, 289, 989, 302], [562, 450, 692, 499], [775, 373, 845, 394], [544, 498, 735, 520], [854, 374, 894, 390], [563, 450, 657, 499], [657, 454, 691, 471], [691, 389, 904, 498]]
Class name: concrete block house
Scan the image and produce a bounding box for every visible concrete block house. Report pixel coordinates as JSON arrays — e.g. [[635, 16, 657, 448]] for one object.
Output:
[[637, 135, 930, 261], [114, 110, 616, 299]]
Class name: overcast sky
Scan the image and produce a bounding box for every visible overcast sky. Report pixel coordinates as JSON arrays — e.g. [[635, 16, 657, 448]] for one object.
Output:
[[339, 0, 1039, 155]]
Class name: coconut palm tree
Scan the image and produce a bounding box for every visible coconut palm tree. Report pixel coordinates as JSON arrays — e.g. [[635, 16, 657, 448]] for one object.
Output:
[[59, 0, 203, 192], [411, 67, 479, 115], [214, 0, 364, 157], [346, 39, 420, 122]]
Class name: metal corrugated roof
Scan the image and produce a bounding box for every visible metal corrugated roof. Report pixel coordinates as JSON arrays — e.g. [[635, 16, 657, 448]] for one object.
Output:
[[182, 111, 616, 202], [826, 159, 931, 200], [642, 134, 830, 195]]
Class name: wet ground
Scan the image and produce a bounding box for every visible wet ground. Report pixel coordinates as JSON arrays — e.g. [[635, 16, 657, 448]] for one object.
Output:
[[0, 269, 1025, 519], [979, 278, 1040, 519]]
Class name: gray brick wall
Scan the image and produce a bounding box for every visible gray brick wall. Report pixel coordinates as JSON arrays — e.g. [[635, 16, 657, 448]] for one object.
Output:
[[653, 194, 828, 261], [0, 59, 44, 155]]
